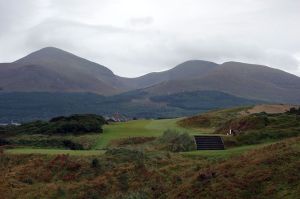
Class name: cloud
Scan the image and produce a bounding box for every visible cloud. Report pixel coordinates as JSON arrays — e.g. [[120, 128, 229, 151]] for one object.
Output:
[[0, 0, 299, 77], [130, 17, 154, 26]]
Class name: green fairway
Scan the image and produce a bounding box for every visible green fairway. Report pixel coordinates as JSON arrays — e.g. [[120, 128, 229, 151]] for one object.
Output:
[[94, 118, 210, 149], [3, 118, 215, 154], [5, 148, 105, 156]]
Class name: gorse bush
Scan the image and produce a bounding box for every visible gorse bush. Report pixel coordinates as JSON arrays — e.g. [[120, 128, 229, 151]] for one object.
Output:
[[62, 140, 84, 150], [91, 158, 100, 168], [287, 107, 300, 115], [159, 130, 196, 152], [0, 138, 10, 146], [118, 172, 129, 192]]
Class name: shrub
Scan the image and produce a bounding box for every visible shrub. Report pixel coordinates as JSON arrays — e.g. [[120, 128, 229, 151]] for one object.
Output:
[[21, 178, 34, 185], [158, 130, 196, 152], [118, 172, 129, 192], [48, 114, 106, 134], [91, 158, 100, 168], [56, 187, 66, 198], [287, 107, 300, 115], [0, 138, 10, 146], [7, 114, 106, 135], [62, 140, 84, 150]]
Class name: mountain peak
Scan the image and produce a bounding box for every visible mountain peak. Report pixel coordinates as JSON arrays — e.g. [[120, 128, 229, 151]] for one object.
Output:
[[39, 46, 61, 51], [14, 47, 76, 65], [170, 59, 219, 74], [36, 46, 68, 54], [178, 60, 218, 66]]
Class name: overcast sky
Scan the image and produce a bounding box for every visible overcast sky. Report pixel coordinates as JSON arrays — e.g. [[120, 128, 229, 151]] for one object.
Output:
[[0, 0, 300, 77]]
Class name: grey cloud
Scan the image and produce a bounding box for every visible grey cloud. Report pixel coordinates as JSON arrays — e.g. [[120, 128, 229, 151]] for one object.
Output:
[[0, 0, 299, 77], [130, 17, 154, 26]]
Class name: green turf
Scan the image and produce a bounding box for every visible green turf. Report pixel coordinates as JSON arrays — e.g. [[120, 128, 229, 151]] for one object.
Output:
[[94, 118, 210, 149], [5, 148, 105, 156]]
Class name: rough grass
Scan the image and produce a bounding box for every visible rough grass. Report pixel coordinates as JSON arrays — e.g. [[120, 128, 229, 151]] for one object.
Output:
[[5, 148, 105, 156], [178, 106, 250, 130], [171, 137, 300, 199], [1, 137, 299, 199]]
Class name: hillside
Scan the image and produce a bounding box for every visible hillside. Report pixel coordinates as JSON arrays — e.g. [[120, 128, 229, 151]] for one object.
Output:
[[179, 104, 300, 129], [118, 60, 219, 89], [0, 47, 124, 95], [0, 91, 260, 122], [0, 48, 220, 94], [179, 105, 300, 147], [145, 62, 300, 104]]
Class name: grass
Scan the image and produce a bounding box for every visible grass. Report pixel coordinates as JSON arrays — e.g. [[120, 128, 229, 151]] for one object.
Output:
[[5, 148, 105, 156], [181, 142, 275, 160], [94, 118, 210, 149]]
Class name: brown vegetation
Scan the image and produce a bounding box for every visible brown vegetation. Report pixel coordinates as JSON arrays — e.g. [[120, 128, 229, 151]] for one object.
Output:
[[170, 137, 300, 199], [1, 137, 299, 198]]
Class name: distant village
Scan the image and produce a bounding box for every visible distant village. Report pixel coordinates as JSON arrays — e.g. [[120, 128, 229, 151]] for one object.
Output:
[[104, 113, 137, 123], [0, 121, 21, 127]]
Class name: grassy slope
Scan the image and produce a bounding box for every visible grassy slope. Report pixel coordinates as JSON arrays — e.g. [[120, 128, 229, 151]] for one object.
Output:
[[178, 106, 250, 130]]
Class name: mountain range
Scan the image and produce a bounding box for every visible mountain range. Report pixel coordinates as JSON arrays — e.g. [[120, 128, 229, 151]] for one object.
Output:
[[0, 47, 299, 121]]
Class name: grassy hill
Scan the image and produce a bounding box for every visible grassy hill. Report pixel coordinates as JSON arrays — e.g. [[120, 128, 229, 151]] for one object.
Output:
[[179, 104, 300, 147]]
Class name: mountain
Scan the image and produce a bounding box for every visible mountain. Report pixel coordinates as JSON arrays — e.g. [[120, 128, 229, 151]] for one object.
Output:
[[1, 47, 300, 105], [0, 47, 125, 95], [118, 60, 219, 89], [144, 62, 300, 104], [0, 48, 222, 94]]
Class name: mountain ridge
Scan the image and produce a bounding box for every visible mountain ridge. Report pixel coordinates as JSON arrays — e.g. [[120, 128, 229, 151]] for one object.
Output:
[[0, 47, 300, 104]]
